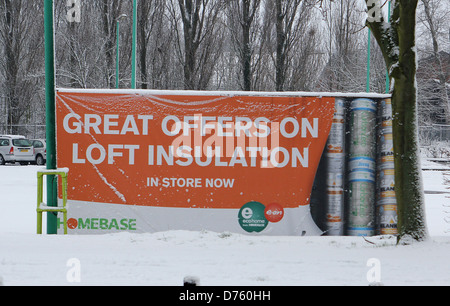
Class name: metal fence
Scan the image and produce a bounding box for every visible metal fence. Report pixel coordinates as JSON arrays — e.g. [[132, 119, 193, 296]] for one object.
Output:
[[0, 124, 46, 139], [0, 96, 46, 139], [419, 125, 450, 145]]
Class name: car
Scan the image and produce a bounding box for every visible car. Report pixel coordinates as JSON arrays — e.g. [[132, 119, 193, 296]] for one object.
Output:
[[31, 139, 46, 165], [0, 135, 35, 165]]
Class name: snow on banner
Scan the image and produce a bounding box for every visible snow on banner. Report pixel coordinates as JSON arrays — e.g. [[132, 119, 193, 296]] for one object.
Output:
[[55, 89, 377, 235]]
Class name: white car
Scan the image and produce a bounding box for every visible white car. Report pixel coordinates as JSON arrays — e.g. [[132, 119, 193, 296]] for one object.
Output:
[[0, 135, 35, 165], [31, 139, 46, 165]]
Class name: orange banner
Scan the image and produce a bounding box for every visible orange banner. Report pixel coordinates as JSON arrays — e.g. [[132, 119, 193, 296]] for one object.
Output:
[[56, 90, 335, 211]]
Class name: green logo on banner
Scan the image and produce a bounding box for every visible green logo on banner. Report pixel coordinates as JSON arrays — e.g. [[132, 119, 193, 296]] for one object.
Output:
[[238, 202, 268, 233]]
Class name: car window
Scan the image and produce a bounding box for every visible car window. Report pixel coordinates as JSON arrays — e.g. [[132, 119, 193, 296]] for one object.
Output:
[[33, 141, 43, 148], [0, 139, 9, 146], [12, 139, 32, 147]]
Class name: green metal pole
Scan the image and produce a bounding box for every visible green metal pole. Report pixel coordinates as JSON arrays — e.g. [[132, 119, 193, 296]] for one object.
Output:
[[116, 20, 120, 89], [131, 0, 137, 89], [385, 1, 391, 94], [367, 29, 371, 93], [44, 0, 58, 234]]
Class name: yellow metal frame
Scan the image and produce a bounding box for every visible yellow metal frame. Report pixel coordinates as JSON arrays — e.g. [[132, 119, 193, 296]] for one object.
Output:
[[37, 169, 69, 235]]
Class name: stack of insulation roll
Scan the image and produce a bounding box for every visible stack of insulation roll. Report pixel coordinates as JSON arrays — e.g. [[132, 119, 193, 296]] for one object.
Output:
[[347, 98, 377, 236], [324, 98, 346, 236], [376, 99, 398, 235]]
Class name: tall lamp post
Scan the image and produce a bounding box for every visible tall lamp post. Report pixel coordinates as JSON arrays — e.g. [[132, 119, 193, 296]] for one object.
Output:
[[44, 0, 57, 234], [116, 14, 127, 89]]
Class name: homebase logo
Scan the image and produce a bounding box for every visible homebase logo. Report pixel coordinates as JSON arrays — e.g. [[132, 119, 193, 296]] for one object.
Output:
[[58, 217, 137, 231]]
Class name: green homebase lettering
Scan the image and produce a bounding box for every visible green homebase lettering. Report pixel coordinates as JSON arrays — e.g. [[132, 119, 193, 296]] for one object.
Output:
[[91, 218, 99, 229], [130, 219, 137, 230], [109, 218, 119, 230], [100, 218, 108, 229], [79, 218, 91, 230], [58, 218, 137, 231], [56, 216, 65, 229]]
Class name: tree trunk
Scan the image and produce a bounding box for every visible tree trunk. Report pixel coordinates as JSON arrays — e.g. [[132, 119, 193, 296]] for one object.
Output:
[[228, 0, 261, 91], [178, 0, 200, 90], [102, 0, 114, 88], [3, 0, 20, 134], [366, 0, 428, 242], [138, 0, 149, 90], [69, 22, 81, 88], [101, 0, 123, 89], [391, 53, 428, 242], [275, 0, 286, 92], [241, 0, 252, 91], [274, 0, 302, 92], [177, 0, 223, 90]]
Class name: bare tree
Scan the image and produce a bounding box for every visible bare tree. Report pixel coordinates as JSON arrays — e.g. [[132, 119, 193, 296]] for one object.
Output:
[[417, 0, 449, 125], [54, 2, 123, 89], [137, 0, 178, 89], [169, 0, 225, 90], [273, 0, 303, 91], [366, 0, 428, 242], [283, 12, 325, 91], [256, 0, 321, 92], [0, 1, 45, 135], [99, 0, 125, 88], [318, 0, 369, 92], [226, 0, 262, 91]]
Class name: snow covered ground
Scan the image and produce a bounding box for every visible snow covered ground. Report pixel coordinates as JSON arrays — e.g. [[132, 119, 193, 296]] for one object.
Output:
[[0, 158, 449, 286]]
